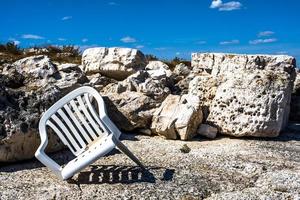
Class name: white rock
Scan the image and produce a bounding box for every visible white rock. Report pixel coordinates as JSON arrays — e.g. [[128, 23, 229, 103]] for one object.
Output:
[[197, 124, 218, 139], [103, 91, 157, 131], [174, 63, 191, 77], [82, 47, 147, 80], [151, 94, 203, 140], [103, 70, 170, 102], [56, 63, 79, 71], [145, 61, 173, 78], [191, 53, 296, 137], [13, 55, 57, 79]]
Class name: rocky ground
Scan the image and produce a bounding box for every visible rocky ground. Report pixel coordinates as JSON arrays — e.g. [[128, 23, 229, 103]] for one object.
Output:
[[1, 125, 299, 200]]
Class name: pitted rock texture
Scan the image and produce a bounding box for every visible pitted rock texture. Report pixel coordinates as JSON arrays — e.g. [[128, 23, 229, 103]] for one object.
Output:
[[207, 71, 293, 137], [151, 94, 203, 140], [191, 53, 296, 77], [82, 47, 147, 80], [12, 55, 57, 80], [173, 63, 191, 78], [103, 70, 171, 102], [0, 58, 89, 162], [191, 53, 296, 137], [145, 61, 173, 78], [189, 74, 221, 119], [0, 85, 65, 162]]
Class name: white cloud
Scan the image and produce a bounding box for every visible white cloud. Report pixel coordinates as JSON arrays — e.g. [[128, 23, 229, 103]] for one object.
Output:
[[21, 34, 44, 39], [108, 2, 119, 6], [176, 52, 181, 55], [196, 41, 207, 45], [220, 39, 240, 45], [58, 38, 66, 41], [82, 38, 88, 43], [249, 38, 277, 45], [61, 16, 72, 21], [120, 36, 136, 43], [258, 31, 275, 37], [154, 47, 167, 51], [276, 51, 288, 55], [210, 0, 242, 11], [135, 45, 144, 49]]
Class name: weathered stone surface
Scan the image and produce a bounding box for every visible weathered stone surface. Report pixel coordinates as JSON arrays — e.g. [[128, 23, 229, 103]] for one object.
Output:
[[207, 71, 294, 137], [51, 63, 88, 90], [0, 58, 89, 162], [103, 91, 157, 131], [151, 94, 203, 140], [82, 47, 147, 80], [191, 53, 296, 137], [145, 61, 172, 78], [189, 74, 220, 119], [192, 53, 296, 77], [13, 55, 57, 80], [1, 130, 299, 199], [290, 69, 300, 121], [103, 70, 170, 102], [174, 63, 191, 77], [0, 85, 65, 162], [173, 73, 196, 95], [101, 69, 172, 131], [87, 73, 117, 91], [197, 124, 218, 139]]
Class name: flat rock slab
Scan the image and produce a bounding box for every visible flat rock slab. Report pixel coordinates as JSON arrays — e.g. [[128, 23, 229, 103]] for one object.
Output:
[[0, 129, 300, 199]]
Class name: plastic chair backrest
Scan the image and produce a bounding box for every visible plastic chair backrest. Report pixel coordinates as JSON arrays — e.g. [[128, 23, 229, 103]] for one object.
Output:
[[39, 86, 119, 156]]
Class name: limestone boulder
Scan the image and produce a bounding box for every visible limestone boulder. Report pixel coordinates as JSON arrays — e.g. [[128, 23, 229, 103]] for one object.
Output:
[[151, 94, 203, 140], [192, 53, 296, 77], [145, 61, 173, 78], [207, 71, 294, 137], [0, 85, 65, 162], [103, 70, 170, 102], [102, 70, 171, 131], [290, 69, 300, 121], [103, 91, 157, 131], [188, 75, 221, 119], [0, 58, 90, 162], [174, 63, 191, 78], [173, 73, 196, 95], [13, 55, 57, 80], [191, 53, 296, 137], [82, 47, 147, 80], [87, 73, 117, 91]]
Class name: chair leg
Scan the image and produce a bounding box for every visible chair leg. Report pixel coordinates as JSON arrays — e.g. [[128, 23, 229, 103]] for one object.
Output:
[[113, 138, 145, 169]]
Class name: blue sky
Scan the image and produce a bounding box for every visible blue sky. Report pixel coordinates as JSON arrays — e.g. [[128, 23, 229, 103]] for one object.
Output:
[[1, 0, 300, 62]]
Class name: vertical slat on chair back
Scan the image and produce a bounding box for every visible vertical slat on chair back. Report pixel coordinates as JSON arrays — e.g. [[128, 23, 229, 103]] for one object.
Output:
[[46, 92, 109, 156]]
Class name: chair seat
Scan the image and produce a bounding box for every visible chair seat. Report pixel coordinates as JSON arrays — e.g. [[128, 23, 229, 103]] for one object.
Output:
[[61, 134, 115, 179]]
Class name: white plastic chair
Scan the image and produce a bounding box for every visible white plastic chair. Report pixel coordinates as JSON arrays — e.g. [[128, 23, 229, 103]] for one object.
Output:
[[35, 86, 144, 180]]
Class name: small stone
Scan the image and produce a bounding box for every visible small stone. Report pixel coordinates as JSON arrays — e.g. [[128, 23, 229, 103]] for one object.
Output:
[[151, 94, 203, 140], [180, 144, 191, 153]]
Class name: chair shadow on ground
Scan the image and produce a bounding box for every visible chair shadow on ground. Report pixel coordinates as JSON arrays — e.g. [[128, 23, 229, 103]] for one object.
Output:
[[69, 165, 175, 185]]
